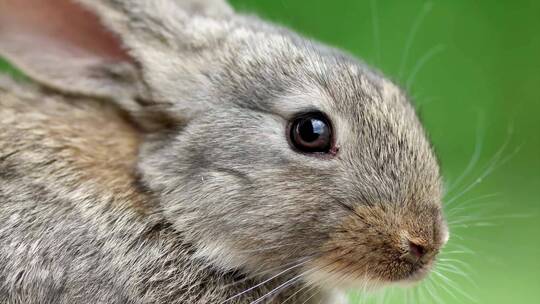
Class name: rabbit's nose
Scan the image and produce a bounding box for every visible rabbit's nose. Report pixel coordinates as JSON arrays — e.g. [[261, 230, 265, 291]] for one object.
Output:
[[408, 240, 426, 258], [401, 239, 428, 264]]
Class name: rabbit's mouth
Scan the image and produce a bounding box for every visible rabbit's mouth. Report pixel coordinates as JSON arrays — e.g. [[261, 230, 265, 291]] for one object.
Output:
[[300, 203, 447, 290], [397, 260, 434, 283], [301, 250, 435, 292]]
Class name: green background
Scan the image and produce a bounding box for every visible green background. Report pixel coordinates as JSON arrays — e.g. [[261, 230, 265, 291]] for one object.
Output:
[[1, 0, 539, 303]]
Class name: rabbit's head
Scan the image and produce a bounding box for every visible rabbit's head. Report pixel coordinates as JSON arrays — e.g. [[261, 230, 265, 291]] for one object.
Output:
[[0, 0, 448, 289]]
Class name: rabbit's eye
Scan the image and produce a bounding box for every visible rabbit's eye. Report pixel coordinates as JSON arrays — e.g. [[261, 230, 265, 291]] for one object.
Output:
[[290, 112, 333, 153]]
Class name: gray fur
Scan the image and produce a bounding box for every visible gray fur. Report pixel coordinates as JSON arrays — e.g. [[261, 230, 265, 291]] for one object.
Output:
[[0, 0, 448, 303]]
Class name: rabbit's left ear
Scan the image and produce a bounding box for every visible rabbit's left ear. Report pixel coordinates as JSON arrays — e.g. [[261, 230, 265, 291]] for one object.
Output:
[[0, 0, 140, 101], [0, 0, 234, 127]]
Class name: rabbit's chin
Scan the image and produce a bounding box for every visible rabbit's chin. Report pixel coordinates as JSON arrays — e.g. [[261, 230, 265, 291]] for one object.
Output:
[[302, 261, 432, 294], [304, 269, 385, 294]]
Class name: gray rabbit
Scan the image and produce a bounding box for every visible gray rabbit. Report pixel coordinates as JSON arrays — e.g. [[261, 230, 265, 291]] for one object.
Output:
[[0, 0, 449, 303]]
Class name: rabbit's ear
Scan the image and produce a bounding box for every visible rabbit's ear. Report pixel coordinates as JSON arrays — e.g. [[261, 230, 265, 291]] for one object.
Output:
[[0, 0, 139, 101], [0, 0, 235, 128]]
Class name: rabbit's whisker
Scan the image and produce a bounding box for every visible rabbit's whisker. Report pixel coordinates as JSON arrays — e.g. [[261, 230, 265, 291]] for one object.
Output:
[[406, 44, 446, 90], [445, 124, 518, 206], [433, 268, 477, 303], [398, 1, 433, 80], [249, 257, 344, 304], [221, 257, 313, 289], [445, 111, 485, 194], [299, 287, 321, 304], [424, 276, 445, 304], [280, 280, 316, 304], [220, 258, 311, 303], [445, 193, 501, 216]]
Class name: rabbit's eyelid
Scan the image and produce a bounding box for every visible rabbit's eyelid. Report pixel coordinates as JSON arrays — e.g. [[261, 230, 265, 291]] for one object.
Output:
[[269, 86, 333, 118]]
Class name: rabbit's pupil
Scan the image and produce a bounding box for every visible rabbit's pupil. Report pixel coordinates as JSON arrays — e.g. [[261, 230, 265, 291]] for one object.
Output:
[[290, 113, 332, 153]]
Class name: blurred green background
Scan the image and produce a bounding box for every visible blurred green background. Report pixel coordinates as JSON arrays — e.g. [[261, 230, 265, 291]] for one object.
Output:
[[1, 0, 539, 303]]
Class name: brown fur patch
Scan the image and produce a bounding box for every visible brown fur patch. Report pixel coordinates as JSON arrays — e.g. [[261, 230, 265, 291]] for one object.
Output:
[[0, 79, 149, 213]]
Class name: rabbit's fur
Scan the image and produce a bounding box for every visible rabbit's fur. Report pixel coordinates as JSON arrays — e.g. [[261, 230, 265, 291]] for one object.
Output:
[[0, 77, 314, 303], [0, 0, 449, 303]]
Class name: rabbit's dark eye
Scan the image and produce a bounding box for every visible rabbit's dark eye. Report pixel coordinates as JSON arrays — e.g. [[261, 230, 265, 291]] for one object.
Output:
[[289, 112, 333, 153]]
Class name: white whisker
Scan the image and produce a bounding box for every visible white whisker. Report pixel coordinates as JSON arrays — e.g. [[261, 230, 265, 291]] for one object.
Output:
[[445, 111, 485, 194], [433, 269, 477, 303], [436, 263, 476, 287], [448, 213, 533, 226], [249, 274, 303, 304], [221, 259, 310, 303], [398, 2, 434, 79], [221, 257, 312, 289], [405, 44, 446, 90], [437, 258, 473, 273], [300, 288, 321, 304], [445, 194, 502, 216], [430, 271, 460, 302], [424, 277, 444, 304], [445, 125, 518, 206], [249, 258, 341, 304], [280, 281, 315, 304]]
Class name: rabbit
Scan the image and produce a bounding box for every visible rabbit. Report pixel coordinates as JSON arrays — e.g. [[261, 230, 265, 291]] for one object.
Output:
[[0, 0, 450, 303]]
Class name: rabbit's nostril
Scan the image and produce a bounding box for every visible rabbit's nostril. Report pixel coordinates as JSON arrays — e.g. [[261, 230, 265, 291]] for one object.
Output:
[[400, 239, 429, 264], [408, 240, 426, 259]]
